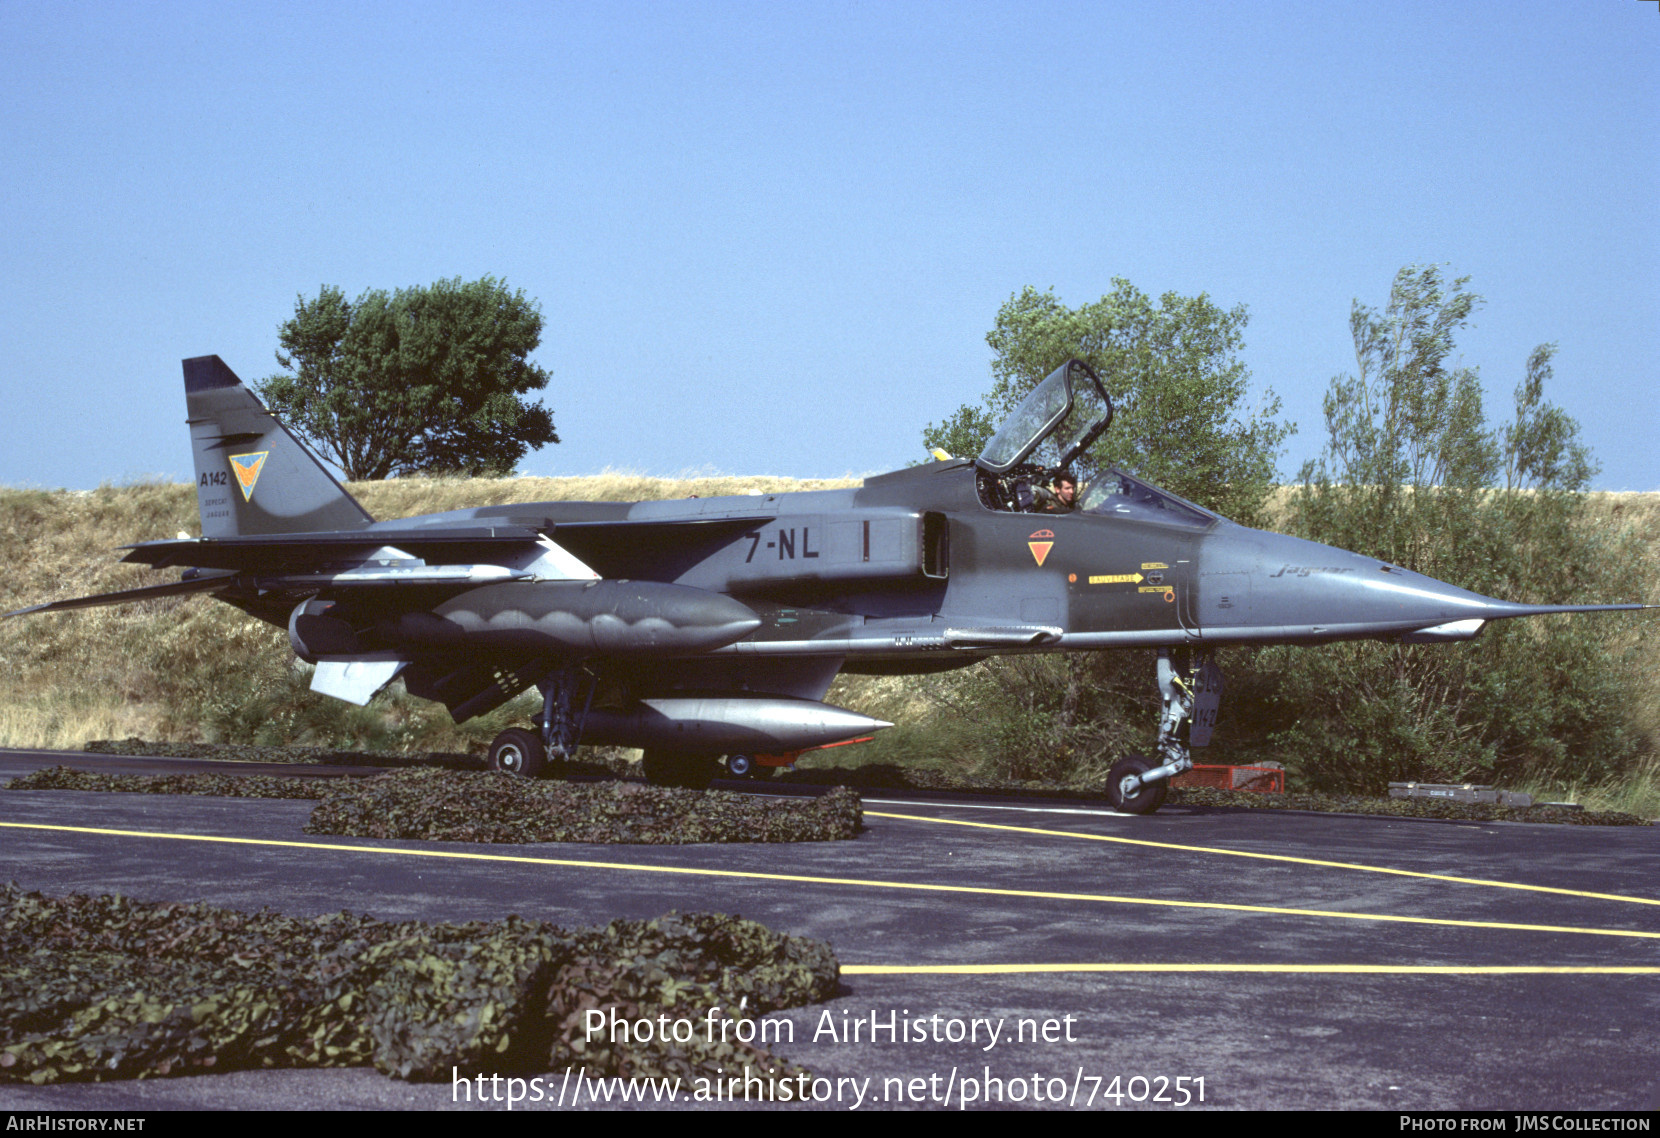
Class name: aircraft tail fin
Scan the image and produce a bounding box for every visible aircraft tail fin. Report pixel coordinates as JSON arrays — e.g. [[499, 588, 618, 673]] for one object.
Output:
[[184, 355, 374, 537]]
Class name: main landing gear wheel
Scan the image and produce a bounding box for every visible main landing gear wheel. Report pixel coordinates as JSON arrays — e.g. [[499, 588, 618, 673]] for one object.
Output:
[[641, 750, 719, 791], [724, 754, 778, 780], [1107, 754, 1168, 815], [489, 728, 547, 778]]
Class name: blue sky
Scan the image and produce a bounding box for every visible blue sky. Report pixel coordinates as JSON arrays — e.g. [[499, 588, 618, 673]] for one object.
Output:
[[2, 0, 1655, 493]]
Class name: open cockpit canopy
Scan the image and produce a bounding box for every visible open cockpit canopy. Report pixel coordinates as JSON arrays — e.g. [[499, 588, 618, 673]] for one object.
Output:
[[976, 359, 1114, 475], [1076, 470, 1215, 528], [974, 359, 1217, 527]]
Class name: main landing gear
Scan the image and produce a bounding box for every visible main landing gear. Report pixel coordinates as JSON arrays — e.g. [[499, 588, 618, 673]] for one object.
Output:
[[487, 667, 593, 779], [1107, 649, 1223, 815]]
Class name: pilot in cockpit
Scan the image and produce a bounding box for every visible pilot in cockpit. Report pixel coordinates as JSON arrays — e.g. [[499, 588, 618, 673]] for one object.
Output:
[[1034, 471, 1077, 514]]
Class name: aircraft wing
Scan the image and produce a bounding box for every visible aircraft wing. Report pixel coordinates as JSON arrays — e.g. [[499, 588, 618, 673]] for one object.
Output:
[[3, 572, 236, 618], [119, 527, 548, 571], [118, 515, 772, 578]]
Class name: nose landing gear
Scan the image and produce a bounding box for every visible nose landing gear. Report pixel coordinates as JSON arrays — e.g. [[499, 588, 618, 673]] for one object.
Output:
[[1108, 649, 1222, 814]]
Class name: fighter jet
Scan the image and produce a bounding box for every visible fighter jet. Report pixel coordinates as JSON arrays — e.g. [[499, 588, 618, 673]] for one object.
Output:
[[8, 356, 1648, 812]]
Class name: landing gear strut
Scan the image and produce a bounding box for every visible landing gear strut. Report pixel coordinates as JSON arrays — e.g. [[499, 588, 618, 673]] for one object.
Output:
[[1108, 649, 1223, 815], [487, 666, 594, 778], [534, 666, 594, 760]]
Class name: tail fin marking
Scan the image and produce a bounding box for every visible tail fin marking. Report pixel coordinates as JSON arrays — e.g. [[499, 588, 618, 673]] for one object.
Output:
[[183, 355, 373, 537]]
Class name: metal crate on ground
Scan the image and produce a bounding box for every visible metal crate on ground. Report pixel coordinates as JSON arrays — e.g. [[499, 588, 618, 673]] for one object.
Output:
[[1171, 764, 1285, 794]]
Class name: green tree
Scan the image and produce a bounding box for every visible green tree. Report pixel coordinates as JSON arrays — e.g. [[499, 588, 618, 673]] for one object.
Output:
[[924, 281, 1292, 526], [257, 277, 558, 480], [915, 281, 1291, 783], [1263, 264, 1641, 790]]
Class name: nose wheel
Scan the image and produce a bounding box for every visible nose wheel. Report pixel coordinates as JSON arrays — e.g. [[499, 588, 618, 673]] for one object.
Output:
[[1106, 754, 1168, 814], [1108, 649, 1223, 814]]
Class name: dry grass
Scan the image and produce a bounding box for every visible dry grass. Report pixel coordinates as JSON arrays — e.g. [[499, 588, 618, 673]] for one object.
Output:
[[352, 470, 861, 519], [1516, 757, 1660, 819], [0, 700, 158, 751]]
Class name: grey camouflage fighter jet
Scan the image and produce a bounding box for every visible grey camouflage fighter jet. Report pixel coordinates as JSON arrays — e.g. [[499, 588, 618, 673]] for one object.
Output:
[[10, 357, 1649, 812]]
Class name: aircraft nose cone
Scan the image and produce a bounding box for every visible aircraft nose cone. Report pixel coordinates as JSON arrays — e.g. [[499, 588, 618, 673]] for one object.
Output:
[[1200, 527, 1519, 642]]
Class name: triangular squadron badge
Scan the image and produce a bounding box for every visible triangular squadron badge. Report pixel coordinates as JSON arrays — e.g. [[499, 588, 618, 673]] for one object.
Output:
[[1028, 528, 1055, 567], [228, 452, 269, 502]]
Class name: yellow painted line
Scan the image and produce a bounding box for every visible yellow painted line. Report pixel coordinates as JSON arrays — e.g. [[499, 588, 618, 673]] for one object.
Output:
[[867, 811, 1660, 909], [4, 820, 1659, 943], [842, 963, 1660, 976]]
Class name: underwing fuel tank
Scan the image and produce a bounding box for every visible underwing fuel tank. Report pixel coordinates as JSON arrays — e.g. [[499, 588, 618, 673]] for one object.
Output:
[[386, 580, 763, 656], [579, 696, 891, 753]]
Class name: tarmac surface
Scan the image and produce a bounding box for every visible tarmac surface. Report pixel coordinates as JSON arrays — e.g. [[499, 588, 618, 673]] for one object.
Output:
[[0, 748, 1657, 1111]]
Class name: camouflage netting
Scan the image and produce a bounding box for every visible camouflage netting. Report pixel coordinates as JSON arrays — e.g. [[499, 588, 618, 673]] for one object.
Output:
[[0, 887, 838, 1085], [8, 767, 865, 843], [303, 769, 863, 843], [9, 766, 327, 799], [83, 738, 480, 768]]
